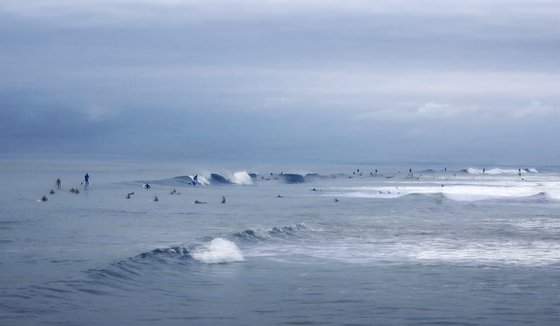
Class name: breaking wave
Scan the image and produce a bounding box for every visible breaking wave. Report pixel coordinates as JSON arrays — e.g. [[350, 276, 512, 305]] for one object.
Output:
[[190, 238, 245, 263], [86, 223, 310, 283], [326, 186, 558, 202], [146, 171, 254, 186], [465, 167, 539, 175], [136, 238, 244, 264]]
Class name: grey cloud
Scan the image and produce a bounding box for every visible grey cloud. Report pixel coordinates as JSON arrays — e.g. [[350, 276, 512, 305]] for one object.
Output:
[[0, 0, 559, 165]]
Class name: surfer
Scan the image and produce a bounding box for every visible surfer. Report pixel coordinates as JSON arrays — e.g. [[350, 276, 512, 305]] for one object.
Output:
[[56, 178, 61, 189], [221, 196, 226, 204], [143, 183, 151, 189], [83, 173, 89, 187], [41, 195, 48, 202], [193, 175, 198, 186], [194, 200, 206, 204]]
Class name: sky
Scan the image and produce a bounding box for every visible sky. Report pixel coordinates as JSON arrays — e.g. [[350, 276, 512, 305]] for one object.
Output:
[[1, 0, 559, 166]]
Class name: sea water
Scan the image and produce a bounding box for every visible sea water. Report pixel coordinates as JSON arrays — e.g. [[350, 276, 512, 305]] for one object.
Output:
[[1, 159, 559, 325]]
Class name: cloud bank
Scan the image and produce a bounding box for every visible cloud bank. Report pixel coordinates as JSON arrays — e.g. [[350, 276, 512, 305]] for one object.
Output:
[[0, 0, 558, 165]]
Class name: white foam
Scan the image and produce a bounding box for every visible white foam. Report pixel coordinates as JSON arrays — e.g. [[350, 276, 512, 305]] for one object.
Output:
[[190, 238, 245, 264], [327, 176, 560, 202], [231, 171, 253, 185]]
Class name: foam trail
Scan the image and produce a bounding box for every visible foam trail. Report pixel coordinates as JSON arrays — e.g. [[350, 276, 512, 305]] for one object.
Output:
[[190, 238, 245, 264]]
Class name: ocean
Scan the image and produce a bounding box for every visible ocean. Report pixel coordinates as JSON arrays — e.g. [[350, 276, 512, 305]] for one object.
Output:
[[1, 159, 559, 325]]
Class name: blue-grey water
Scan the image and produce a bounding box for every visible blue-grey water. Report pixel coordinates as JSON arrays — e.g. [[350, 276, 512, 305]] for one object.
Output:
[[1, 159, 559, 325]]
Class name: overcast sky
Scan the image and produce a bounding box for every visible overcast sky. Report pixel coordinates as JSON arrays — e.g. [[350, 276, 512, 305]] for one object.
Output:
[[1, 0, 559, 166]]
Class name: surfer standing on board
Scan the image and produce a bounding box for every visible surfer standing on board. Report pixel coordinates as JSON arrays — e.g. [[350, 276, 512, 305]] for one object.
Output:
[[83, 173, 89, 187]]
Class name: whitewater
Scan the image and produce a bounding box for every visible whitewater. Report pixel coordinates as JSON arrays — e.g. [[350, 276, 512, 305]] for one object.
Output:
[[1, 159, 559, 325]]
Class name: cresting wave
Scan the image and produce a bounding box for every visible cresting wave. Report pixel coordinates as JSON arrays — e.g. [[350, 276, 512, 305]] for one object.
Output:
[[146, 170, 255, 186], [137, 237, 245, 264], [86, 223, 312, 282]]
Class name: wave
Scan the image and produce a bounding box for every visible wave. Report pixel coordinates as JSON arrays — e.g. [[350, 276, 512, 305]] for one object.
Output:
[[136, 238, 244, 264], [276, 173, 335, 184], [231, 171, 254, 185], [146, 171, 254, 187], [190, 238, 245, 263], [327, 186, 558, 203], [210, 173, 231, 184], [86, 223, 310, 283], [465, 167, 539, 175], [233, 223, 310, 243]]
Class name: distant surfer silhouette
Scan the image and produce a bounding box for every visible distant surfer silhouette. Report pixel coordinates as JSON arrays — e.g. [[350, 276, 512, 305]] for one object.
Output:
[[143, 183, 151, 189], [221, 196, 226, 204], [83, 173, 89, 187], [193, 175, 198, 186], [56, 178, 61, 190]]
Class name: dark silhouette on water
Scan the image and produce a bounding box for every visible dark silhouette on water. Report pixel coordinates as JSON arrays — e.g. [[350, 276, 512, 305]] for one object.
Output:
[[221, 196, 226, 204], [41, 195, 48, 202], [83, 173, 89, 187], [49, 189, 55, 194], [56, 178, 61, 190]]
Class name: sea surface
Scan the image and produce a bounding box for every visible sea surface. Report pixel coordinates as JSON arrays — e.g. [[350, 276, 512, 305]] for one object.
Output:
[[1, 159, 560, 325]]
